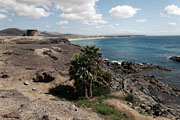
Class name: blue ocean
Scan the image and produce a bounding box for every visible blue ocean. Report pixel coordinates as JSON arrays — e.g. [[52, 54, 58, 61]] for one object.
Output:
[[70, 36, 180, 89]]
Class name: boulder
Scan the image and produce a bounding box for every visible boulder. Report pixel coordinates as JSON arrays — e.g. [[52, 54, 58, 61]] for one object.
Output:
[[24, 81, 29, 85], [1, 74, 9, 78], [33, 71, 55, 83]]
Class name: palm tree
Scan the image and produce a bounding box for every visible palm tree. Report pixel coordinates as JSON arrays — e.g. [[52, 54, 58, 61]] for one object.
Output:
[[69, 54, 89, 99], [81, 46, 103, 97], [69, 45, 103, 99]]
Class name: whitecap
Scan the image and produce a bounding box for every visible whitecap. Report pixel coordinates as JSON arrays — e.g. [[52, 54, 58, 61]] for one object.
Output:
[[112, 60, 124, 65]]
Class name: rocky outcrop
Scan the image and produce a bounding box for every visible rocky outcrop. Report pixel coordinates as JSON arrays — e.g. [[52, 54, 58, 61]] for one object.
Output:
[[121, 61, 171, 73], [170, 56, 180, 62], [103, 60, 180, 119]]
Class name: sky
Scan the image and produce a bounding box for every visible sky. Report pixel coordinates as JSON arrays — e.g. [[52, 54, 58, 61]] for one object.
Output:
[[0, 0, 180, 35]]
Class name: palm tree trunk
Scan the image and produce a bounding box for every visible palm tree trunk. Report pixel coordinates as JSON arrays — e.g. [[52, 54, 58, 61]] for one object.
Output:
[[83, 81, 88, 99], [89, 79, 93, 98], [84, 85, 88, 99]]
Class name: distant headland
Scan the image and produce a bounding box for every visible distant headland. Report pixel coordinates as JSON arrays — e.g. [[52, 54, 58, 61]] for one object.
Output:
[[0, 28, 145, 40]]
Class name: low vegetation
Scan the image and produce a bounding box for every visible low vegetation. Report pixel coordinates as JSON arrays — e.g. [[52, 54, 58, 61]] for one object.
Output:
[[125, 94, 135, 103], [76, 96, 129, 120]]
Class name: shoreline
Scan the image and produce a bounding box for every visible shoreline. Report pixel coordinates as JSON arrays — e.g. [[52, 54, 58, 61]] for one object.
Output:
[[68, 36, 107, 41], [68, 35, 134, 41]]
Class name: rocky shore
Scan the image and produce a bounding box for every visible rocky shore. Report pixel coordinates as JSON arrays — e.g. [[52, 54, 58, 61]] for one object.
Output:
[[104, 60, 180, 119], [0, 36, 179, 119]]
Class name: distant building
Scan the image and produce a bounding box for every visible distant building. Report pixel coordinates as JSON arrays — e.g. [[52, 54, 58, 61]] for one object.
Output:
[[27, 30, 39, 36]]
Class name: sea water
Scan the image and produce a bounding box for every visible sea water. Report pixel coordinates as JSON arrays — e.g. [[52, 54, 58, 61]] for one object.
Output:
[[70, 36, 180, 89]]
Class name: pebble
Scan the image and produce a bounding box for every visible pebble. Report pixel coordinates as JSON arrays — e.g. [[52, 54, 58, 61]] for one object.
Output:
[[32, 88, 37, 91], [24, 81, 29, 85]]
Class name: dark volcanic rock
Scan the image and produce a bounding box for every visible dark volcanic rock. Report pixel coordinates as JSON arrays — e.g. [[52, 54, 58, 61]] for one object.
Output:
[[103, 60, 180, 119], [1, 74, 9, 78], [121, 61, 141, 73], [33, 71, 55, 83], [170, 56, 180, 62], [121, 61, 171, 73]]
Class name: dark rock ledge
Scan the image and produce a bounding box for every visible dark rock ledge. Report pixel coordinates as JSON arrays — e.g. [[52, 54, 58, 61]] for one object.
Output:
[[170, 56, 180, 62]]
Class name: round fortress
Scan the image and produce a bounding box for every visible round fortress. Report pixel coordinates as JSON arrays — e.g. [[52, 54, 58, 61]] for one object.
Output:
[[27, 30, 39, 36]]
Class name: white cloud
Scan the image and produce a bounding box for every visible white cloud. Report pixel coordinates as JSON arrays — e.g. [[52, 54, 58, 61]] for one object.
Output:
[[0, 0, 106, 24], [136, 19, 146, 23], [0, 0, 50, 18], [0, 14, 7, 19], [56, 21, 69, 25], [165, 4, 180, 16], [168, 22, 177, 26], [17, 0, 51, 8], [54, 0, 107, 24], [109, 5, 140, 19]]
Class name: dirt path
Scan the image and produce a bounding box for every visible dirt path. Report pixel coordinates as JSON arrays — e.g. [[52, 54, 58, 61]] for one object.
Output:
[[105, 99, 172, 120]]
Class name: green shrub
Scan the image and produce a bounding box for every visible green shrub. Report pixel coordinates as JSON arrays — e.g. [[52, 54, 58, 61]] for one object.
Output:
[[96, 104, 115, 115], [125, 94, 134, 103], [76, 100, 96, 107], [93, 86, 111, 97], [50, 97, 66, 101], [75, 96, 129, 120]]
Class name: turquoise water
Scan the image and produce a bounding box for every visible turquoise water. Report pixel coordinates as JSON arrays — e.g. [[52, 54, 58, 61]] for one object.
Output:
[[70, 36, 180, 88]]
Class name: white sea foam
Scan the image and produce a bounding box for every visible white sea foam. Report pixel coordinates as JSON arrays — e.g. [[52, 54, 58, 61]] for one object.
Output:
[[69, 37, 106, 41], [103, 58, 109, 61], [168, 55, 180, 59], [112, 60, 124, 65]]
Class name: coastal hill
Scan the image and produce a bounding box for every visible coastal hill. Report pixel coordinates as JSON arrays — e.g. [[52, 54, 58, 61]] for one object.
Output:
[[0, 36, 179, 119], [0, 28, 144, 39], [0, 28, 26, 36], [0, 28, 80, 37]]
